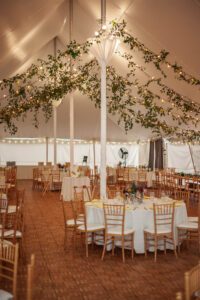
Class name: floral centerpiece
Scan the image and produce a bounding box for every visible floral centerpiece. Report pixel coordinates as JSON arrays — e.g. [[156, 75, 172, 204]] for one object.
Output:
[[124, 182, 145, 203], [71, 166, 83, 177]]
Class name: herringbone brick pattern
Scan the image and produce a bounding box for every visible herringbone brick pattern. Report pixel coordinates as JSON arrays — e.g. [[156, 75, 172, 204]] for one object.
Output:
[[15, 180, 199, 300]]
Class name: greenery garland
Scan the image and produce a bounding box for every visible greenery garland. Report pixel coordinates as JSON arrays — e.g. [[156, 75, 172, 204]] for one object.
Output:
[[0, 20, 200, 142]]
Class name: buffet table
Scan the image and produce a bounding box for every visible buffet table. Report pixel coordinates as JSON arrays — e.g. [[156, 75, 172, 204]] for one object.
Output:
[[61, 176, 90, 201], [85, 198, 187, 253]]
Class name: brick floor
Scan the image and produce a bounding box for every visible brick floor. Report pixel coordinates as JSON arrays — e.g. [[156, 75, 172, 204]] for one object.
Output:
[[15, 180, 199, 300]]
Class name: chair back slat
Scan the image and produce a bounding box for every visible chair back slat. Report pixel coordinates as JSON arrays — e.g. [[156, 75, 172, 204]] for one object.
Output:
[[0, 242, 19, 298], [153, 203, 175, 234], [103, 204, 125, 232], [185, 261, 200, 300]]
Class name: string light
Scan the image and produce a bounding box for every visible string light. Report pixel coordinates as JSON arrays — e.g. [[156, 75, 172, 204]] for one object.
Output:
[[0, 138, 149, 146]]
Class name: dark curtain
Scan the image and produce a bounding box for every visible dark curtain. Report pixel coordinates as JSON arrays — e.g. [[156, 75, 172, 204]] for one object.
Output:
[[155, 138, 163, 169], [148, 141, 154, 171]]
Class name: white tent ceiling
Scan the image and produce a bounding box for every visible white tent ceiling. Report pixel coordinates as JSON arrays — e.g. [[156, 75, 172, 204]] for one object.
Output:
[[0, 0, 200, 141]]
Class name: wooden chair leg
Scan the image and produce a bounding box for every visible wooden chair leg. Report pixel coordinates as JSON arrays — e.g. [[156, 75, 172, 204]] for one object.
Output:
[[144, 233, 147, 257], [112, 236, 115, 256], [92, 232, 94, 249], [131, 234, 134, 260], [101, 236, 107, 260], [173, 236, 177, 258], [178, 229, 181, 253], [154, 237, 157, 262], [164, 236, 166, 255], [122, 237, 125, 263], [85, 232, 89, 258]]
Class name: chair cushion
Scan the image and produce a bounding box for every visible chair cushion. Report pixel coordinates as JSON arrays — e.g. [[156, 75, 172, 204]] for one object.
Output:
[[8, 205, 18, 213], [107, 226, 134, 235], [66, 219, 83, 226], [0, 289, 13, 300], [177, 222, 198, 229], [0, 230, 22, 237], [187, 216, 198, 222], [78, 224, 104, 232], [144, 227, 172, 234]]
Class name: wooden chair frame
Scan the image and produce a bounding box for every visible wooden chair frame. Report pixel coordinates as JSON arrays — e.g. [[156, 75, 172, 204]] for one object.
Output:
[[73, 190, 104, 257], [102, 203, 134, 262], [144, 203, 177, 262], [0, 242, 19, 299], [177, 199, 200, 253], [27, 254, 35, 300]]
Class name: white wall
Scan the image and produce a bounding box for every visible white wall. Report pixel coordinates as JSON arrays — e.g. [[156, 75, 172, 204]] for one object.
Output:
[[0, 141, 150, 169], [167, 143, 195, 173]]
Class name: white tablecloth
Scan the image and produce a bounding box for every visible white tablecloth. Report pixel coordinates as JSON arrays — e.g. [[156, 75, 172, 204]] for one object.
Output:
[[86, 199, 187, 254], [61, 176, 90, 201]]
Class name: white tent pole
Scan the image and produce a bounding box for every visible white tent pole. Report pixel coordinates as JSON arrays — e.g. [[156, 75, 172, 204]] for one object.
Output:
[[93, 139, 96, 176], [69, 0, 74, 175], [70, 93, 74, 174], [46, 137, 48, 163], [53, 37, 57, 169], [53, 106, 57, 167], [100, 61, 107, 199]]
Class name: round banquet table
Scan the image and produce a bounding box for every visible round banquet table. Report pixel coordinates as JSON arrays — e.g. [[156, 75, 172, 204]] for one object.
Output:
[[61, 176, 90, 201], [85, 198, 187, 254]]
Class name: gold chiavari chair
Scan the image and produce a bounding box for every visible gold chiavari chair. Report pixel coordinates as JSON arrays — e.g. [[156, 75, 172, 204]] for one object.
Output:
[[40, 172, 52, 197], [177, 198, 200, 253], [61, 195, 83, 250], [190, 177, 200, 204], [144, 203, 177, 262], [123, 168, 129, 188], [52, 170, 62, 191], [174, 189, 190, 210], [107, 185, 122, 199], [0, 193, 8, 212], [164, 173, 173, 196], [182, 175, 190, 191], [152, 171, 161, 190], [144, 188, 161, 199], [73, 189, 105, 257], [129, 168, 138, 183], [137, 171, 147, 187], [0, 185, 8, 198], [91, 184, 100, 200], [0, 242, 19, 300], [46, 162, 52, 168], [38, 162, 44, 167], [173, 174, 183, 190], [101, 203, 134, 262], [27, 254, 35, 300], [32, 168, 40, 190], [116, 167, 125, 186], [185, 260, 200, 300], [106, 167, 115, 185], [1, 209, 23, 258]]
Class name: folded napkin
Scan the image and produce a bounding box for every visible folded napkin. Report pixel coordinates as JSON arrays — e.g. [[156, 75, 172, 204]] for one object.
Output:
[[92, 199, 104, 202], [125, 206, 132, 211], [94, 204, 103, 209], [85, 202, 94, 206], [173, 200, 184, 203]]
